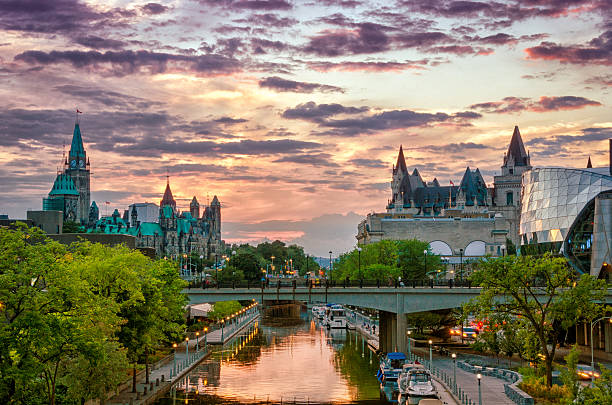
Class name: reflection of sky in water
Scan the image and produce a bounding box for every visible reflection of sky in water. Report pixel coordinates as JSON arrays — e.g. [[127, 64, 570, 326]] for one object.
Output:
[[175, 318, 376, 404]]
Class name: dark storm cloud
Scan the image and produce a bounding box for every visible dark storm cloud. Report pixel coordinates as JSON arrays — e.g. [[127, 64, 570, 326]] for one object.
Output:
[[273, 153, 339, 167], [74, 35, 126, 50], [282, 102, 369, 122], [259, 76, 343, 93], [54, 85, 162, 109], [525, 31, 612, 66], [469, 96, 602, 114], [14, 50, 241, 77], [141, 3, 169, 15]]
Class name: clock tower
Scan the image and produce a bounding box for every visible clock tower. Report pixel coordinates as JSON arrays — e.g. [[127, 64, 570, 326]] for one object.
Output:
[[64, 120, 90, 225]]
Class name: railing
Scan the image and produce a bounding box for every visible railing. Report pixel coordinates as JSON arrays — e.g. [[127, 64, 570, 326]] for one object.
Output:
[[184, 277, 475, 289]]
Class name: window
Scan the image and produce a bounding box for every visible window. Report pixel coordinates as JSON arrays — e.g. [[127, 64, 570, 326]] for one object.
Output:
[[509, 168, 514, 174], [506, 191, 513, 206]]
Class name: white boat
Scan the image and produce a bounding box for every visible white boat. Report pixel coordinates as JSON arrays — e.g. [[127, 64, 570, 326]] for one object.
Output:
[[397, 363, 438, 405], [324, 305, 347, 329], [311, 305, 325, 319]]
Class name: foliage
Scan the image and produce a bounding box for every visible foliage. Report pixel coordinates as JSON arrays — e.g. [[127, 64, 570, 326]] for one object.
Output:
[[230, 251, 261, 281], [465, 254, 606, 387], [518, 372, 568, 403], [333, 239, 443, 281], [228, 240, 320, 277], [217, 266, 245, 283], [505, 237, 517, 256], [207, 301, 243, 321], [560, 345, 580, 401], [61, 220, 83, 233], [0, 224, 186, 404], [575, 365, 612, 404]]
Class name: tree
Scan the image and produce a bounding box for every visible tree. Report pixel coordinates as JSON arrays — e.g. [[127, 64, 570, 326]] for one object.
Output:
[[397, 239, 443, 280], [207, 301, 242, 321], [560, 345, 580, 401], [465, 254, 606, 387], [61, 220, 82, 233], [575, 365, 612, 404], [231, 252, 261, 281]]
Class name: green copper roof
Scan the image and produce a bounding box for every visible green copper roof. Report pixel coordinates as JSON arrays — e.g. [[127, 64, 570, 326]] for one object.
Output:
[[161, 205, 174, 219], [69, 123, 86, 158], [138, 222, 162, 236], [49, 173, 79, 196]]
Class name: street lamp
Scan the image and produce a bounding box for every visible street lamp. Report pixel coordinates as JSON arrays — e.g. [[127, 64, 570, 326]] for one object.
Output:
[[428, 339, 433, 367], [424, 249, 428, 280], [459, 248, 464, 281], [452, 353, 457, 391], [221, 319, 225, 341], [329, 251, 333, 284], [501, 244, 506, 257], [357, 247, 362, 280], [172, 343, 178, 376], [271, 255, 275, 277], [195, 331, 200, 353], [590, 316, 612, 385], [477, 373, 482, 405], [204, 327, 208, 351], [185, 337, 189, 364], [407, 330, 412, 357], [215, 253, 218, 287]]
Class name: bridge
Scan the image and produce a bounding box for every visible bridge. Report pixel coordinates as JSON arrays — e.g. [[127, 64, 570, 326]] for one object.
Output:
[[184, 286, 612, 355]]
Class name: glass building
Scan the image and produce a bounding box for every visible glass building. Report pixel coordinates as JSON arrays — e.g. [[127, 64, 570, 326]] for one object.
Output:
[[520, 167, 612, 278]]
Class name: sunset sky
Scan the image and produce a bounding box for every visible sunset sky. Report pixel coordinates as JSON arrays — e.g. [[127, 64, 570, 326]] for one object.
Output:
[[0, 0, 610, 256]]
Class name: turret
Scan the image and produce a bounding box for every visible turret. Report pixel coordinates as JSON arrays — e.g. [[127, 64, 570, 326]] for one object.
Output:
[[190, 196, 200, 219]]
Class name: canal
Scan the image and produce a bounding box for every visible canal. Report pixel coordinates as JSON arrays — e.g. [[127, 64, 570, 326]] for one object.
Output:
[[153, 310, 382, 404]]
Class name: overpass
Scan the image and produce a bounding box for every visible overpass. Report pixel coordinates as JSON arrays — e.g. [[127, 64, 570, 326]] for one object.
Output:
[[184, 286, 612, 354]]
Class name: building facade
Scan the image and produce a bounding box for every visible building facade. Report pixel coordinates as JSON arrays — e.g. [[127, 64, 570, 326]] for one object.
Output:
[[357, 126, 531, 264]]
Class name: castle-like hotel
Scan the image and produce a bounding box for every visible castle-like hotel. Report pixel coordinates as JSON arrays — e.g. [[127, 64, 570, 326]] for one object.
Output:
[[357, 126, 531, 260], [41, 119, 222, 259]]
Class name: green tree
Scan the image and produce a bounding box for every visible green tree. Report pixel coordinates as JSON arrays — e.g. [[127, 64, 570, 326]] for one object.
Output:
[[231, 251, 261, 281], [575, 365, 612, 404], [560, 345, 580, 401], [207, 301, 243, 321], [397, 239, 443, 280], [465, 254, 606, 387], [62, 220, 83, 233]]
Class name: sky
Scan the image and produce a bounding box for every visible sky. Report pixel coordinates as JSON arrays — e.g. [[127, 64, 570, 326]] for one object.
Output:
[[0, 0, 610, 257]]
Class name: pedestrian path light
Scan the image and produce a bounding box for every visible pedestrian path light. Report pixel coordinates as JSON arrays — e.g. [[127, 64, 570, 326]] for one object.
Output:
[[477, 373, 482, 405], [452, 353, 457, 391], [428, 340, 433, 366], [172, 343, 178, 375], [185, 337, 189, 364], [195, 332, 200, 353]]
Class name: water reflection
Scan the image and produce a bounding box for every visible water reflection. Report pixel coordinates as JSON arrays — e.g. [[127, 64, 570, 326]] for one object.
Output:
[[155, 312, 381, 404]]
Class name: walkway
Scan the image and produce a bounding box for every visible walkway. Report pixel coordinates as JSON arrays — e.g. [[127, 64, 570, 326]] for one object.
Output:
[[413, 347, 515, 405]]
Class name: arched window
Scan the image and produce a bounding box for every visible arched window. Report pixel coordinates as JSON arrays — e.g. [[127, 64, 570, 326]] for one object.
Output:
[[506, 191, 513, 206], [428, 240, 453, 256], [464, 240, 486, 256]]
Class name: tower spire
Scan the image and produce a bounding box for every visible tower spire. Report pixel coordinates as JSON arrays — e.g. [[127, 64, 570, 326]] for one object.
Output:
[[395, 145, 408, 174], [587, 156, 593, 168]]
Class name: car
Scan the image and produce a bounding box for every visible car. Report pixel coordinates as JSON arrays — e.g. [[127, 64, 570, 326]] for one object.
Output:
[[461, 327, 478, 339], [450, 326, 462, 336], [576, 364, 600, 380]]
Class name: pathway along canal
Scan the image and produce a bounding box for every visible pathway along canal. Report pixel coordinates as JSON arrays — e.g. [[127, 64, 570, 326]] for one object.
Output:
[[153, 310, 383, 404]]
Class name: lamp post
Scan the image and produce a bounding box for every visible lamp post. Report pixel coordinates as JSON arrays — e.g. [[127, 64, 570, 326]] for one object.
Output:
[[428, 339, 433, 367], [477, 373, 482, 405], [221, 319, 225, 341], [329, 251, 333, 284], [215, 253, 218, 287], [590, 316, 612, 385], [195, 332, 200, 353], [424, 249, 428, 280], [185, 337, 189, 364], [172, 343, 177, 376], [271, 255, 275, 277], [204, 327, 208, 351], [459, 248, 464, 282], [452, 353, 457, 390], [407, 330, 412, 358], [357, 247, 362, 280], [501, 244, 506, 257]]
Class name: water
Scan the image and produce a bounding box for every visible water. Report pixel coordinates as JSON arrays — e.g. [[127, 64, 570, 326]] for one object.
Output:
[[154, 311, 382, 404]]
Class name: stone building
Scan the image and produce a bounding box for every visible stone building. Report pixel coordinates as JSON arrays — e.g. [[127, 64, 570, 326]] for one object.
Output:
[[43, 120, 90, 224], [357, 126, 531, 267]]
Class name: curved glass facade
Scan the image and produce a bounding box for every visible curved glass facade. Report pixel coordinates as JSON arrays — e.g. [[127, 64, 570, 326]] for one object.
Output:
[[520, 168, 612, 274]]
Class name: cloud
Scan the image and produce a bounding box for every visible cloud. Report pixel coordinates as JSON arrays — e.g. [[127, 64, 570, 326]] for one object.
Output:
[[141, 3, 169, 15], [197, 0, 292, 10], [281, 102, 369, 122], [214, 117, 248, 124], [14, 49, 242, 77], [259, 76, 343, 93], [469, 96, 601, 114], [347, 158, 387, 168], [233, 13, 297, 27], [54, 85, 162, 109], [74, 35, 126, 50], [525, 31, 612, 65], [273, 153, 339, 167], [303, 23, 391, 56], [307, 59, 433, 72]]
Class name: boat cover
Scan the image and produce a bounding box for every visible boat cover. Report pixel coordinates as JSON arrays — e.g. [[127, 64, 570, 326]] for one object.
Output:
[[387, 352, 407, 360]]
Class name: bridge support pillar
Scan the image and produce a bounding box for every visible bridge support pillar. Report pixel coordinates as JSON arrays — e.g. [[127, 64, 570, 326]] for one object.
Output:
[[396, 312, 407, 353], [379, 310, 393, 353]]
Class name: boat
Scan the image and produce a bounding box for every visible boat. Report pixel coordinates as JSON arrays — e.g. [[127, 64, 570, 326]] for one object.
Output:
[[311, 305, 325, 319], [324, 304, 347, 329], [377, 352, 407, 383], [397, 363, 438, 405]]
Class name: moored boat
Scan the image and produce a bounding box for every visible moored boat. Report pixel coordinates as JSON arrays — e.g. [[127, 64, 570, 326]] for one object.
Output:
[[377, 352, 407, 383], [397, 363, 438, 405]]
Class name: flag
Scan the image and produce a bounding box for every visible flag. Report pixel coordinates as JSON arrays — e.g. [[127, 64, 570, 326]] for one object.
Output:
[[450, 180, 454, 186], [76, 108, 82, 114], [105, 201, 110, 204]]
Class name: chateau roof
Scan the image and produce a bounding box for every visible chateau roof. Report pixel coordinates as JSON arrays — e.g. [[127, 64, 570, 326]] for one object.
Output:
[[211, 195, 220, 206], [505, 126, 529, 167], [190, 196, 199, 206], [587, 156, 592, 168], [395, 145, 408, 174], [69, 123, 86, 158], [49, 173, 80, 196]]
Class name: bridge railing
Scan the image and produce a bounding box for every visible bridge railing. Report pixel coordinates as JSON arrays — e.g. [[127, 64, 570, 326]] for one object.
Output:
[[184, 278, 475, 289]]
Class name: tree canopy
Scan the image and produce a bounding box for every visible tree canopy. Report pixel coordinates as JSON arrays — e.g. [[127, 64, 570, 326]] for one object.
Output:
[[0, 224, 186, 404], [464, 254, 606, 387]]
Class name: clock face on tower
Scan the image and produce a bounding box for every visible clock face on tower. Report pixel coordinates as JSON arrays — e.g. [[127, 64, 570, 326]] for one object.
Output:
[[70, 159, 77, 168], [79, 159, 85, 168]]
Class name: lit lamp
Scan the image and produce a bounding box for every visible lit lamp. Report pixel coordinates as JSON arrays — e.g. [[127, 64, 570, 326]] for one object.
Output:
[[477, 373, 482, 405], [185, 337, 189, 364], [195, 331, 200, 353], [424, 249, 428, 279], [172, 343, 178, 376], [407, 330, 412, 357], [204, 327, 208, 350], [428, 339, 433, 367], [452, 353, 457, 391]]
